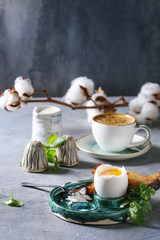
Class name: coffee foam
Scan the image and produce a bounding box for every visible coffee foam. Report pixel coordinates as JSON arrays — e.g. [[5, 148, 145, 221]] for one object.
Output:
[[94, 113, 135, 126]]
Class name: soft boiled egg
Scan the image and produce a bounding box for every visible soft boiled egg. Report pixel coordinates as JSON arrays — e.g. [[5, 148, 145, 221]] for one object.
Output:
[[94, 164, 128, 198]]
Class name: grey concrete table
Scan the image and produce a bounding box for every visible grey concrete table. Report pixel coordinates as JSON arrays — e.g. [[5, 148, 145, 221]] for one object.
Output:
[[0, 97, 160, 240]]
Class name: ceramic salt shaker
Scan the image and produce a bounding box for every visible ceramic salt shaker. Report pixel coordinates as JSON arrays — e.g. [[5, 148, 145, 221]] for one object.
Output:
[[22, 141, 48, 172], [31, 105, 62, 143], [56, 135, 79, 167]]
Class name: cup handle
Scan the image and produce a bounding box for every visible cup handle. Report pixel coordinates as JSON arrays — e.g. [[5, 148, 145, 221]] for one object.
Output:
[[128, 125, 151, 149]]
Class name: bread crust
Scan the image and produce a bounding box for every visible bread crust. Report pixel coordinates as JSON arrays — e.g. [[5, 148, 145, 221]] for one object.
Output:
[[127, 170, 160, 189]]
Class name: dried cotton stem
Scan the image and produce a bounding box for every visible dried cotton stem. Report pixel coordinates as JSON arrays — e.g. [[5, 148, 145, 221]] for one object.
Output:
[[26, 88, 128, 112]]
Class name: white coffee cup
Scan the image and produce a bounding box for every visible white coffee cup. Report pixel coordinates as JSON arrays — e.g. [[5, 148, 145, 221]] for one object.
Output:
[[92, 113, 151, 152]]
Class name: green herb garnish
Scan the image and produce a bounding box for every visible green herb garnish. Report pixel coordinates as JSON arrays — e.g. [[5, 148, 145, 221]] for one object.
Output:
[[43, 134, 66, 171], [120, 183, 156, 226], [2, 192, 24, 207]]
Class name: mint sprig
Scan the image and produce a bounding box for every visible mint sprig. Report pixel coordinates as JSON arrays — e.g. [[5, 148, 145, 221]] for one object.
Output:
[[120, 183, 155, 226], [43, 134, 65, 171], [2, 192, 24, 207]]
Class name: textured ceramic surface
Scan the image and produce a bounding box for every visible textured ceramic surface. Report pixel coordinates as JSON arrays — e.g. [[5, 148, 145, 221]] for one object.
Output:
[[56, 135, 79, 167], [76, 134, 152, 160], [31, 105, 62, 143], [49, 180, 129, 225], [22, 141, 48, 172]]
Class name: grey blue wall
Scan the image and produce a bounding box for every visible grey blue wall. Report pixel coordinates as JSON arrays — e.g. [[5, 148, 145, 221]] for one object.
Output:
[[0, 0, 160, 97]]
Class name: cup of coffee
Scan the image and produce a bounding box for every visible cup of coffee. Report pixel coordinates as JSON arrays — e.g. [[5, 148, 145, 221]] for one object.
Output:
[[92, 113, 151, 152]]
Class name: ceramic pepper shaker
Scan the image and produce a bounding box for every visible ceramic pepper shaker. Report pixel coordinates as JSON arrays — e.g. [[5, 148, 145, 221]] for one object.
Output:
[[56, 135, 79, 167], [22, 141, 48, 172]]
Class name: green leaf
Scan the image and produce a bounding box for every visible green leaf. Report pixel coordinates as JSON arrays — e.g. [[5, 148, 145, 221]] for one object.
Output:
[[11, 198, 24, 207], [48, 134, 57, 144], [140, 190, 151, 201], [141, 201, 152, 213], [139, 183, 147, 191], [18, 162, 22, 166], [121, 184, 156, 226], [46, 149, 56, 164], [48, 149, 56, 156], [2, 200, 15, 206], [11, 192, 13, 199], [52, 156, 58, 171], [43, 136, 66, 149], [48, 136, 66, 148], [47, 155, 55, 164], [128, 205, 145, 226], [130, 202, 142, 213], [43, 134, 66, 171], [2, 192, 24, 207], [131, 185, 141, 194], [120, 200, 130, 208], [148, 186, 156, 196]]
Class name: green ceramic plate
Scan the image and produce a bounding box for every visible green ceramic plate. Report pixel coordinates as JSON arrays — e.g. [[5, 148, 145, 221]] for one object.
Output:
[[49, 179, 129, 225], [76, 134, 152, 160]]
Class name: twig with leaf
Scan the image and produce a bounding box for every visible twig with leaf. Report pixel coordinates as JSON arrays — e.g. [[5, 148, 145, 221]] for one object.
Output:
[[43, 134, 66, 171]]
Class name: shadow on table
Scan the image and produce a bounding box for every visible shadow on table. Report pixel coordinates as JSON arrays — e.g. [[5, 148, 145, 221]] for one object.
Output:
[[41, 158, 97, 174], [101, 145, 160, 168], [36, 145, 160, 174], [73, 159, 97, 170], [41, 165, 70, 175], [143, 198, 160, 230]]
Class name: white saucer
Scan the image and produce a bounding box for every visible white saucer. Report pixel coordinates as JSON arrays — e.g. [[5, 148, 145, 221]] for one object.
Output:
[[76, 134, 152, 160]]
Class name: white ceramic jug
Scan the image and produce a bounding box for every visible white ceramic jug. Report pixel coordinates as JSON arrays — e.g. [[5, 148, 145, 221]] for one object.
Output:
[[31, 105, 62, 143]]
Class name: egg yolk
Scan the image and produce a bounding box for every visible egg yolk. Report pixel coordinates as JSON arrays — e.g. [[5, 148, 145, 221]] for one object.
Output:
[[100, 168, 122, 176]]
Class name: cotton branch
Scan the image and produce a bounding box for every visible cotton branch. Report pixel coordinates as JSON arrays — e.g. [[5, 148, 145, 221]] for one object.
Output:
[[25, 88, 128, 112]]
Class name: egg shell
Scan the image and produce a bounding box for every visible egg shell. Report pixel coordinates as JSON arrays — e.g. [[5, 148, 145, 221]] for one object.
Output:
[[94, 164, 128, 198]]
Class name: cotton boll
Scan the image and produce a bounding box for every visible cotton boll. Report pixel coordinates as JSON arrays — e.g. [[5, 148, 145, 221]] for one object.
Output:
[[0, 88, 21, 111], [65, 76, 94, 105], [128, 110, 148, 124], [86, 100, 104, 122], [91, 92, 107, 102], [130, 102, 159, 124], [129, 82, 160, 124], [140, 102, 159, 121], [14, 76, 34, 101], [134, 113, 150, 125], [137, 93, 155, 106], [5, 89, 20, 111], [86, 93, 107, 122], [140, 82, 160, 95], [0, 94, 7, 109], [128, 109, 150, 124], [128, 97, 142, 113]]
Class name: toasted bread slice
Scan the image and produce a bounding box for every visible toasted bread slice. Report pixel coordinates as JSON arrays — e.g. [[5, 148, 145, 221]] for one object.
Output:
[[86, 182, 95, 195], [127, 170, 160, 189]]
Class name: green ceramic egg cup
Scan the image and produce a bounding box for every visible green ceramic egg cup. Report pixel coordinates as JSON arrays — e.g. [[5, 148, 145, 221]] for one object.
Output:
[[49, 179, 129, 225]]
